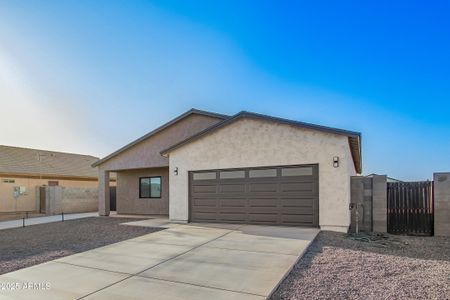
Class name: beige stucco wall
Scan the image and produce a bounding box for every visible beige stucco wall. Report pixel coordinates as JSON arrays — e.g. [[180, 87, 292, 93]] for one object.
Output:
[[0, 177, 98, 213], [168, 118, 357, 232], [116, 167, 169, 215]]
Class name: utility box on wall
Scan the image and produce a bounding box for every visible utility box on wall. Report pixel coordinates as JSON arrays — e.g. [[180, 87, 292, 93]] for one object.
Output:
[[13, 186, 27, 198]]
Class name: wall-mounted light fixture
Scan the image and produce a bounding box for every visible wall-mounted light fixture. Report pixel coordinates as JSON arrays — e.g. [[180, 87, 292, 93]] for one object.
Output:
[[174, 167, 179, 176], [333, 156, 339, 168]]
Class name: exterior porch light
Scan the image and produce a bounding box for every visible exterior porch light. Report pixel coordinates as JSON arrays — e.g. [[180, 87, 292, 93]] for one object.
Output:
[[174, 167, 179, 176], [333, 156, 339, 168]]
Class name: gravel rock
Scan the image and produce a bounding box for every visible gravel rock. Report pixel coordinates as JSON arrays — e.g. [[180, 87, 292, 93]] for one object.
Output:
[[0, 217, 162, 275], [270, 231, 450, 300]]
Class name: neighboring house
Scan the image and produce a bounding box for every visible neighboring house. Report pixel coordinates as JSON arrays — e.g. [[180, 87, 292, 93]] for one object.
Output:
[[367, 173, 402, 183], [94, 109, 362, 232], [0, 145, 100, 213]]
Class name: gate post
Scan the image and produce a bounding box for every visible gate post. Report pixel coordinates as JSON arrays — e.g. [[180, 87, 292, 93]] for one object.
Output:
[[434, 173, 450, 236], [372, 175, 387, 232]]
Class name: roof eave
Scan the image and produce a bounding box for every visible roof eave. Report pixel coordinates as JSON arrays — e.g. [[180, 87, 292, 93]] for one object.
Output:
[[0, 172, 99, 181]]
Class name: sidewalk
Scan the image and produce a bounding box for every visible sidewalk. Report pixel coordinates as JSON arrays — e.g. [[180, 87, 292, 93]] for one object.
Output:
[[0, 212, 98, 230]]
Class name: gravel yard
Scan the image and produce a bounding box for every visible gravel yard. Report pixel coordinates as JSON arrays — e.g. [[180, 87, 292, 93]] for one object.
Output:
[[0, 217, 162, 275], [271, 231, 450, 300]]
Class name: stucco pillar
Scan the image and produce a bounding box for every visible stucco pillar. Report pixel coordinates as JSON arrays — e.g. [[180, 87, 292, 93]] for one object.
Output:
[[98, 170, 110, 216], [372, 175, 387, 232], [434, 173, 450, 236]]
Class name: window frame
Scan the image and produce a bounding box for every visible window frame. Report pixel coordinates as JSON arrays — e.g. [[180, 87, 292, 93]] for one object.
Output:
[[139, 176, 162, 199]]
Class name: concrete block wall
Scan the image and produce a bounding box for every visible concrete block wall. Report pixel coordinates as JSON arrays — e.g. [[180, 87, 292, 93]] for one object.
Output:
[[372, 175, 387, 232], [350, 175, 387, 233], [43, 186, 98, 214], [350, 176, 373, 232], [351, 173, 450, 236], [434, 173, 450, 236]]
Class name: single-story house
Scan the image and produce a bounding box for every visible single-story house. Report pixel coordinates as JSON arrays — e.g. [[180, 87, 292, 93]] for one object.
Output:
[[94, 109, 361, 232], [0, 145, 102, 213]]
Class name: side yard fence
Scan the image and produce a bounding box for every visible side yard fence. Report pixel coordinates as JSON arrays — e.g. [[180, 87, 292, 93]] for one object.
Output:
[[38, 186, 98, 215], [350, 172, 450, 237]]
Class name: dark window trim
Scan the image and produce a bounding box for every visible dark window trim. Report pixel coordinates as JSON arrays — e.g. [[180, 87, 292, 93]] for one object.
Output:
[[139, 176, 162, 199]]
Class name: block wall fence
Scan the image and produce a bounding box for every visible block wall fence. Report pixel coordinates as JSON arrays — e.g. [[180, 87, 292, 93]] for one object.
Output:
[[350, 173, 449, 237]]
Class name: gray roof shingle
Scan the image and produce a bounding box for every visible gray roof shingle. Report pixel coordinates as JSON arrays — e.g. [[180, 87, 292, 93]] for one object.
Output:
[[0, 145, 98, 179]]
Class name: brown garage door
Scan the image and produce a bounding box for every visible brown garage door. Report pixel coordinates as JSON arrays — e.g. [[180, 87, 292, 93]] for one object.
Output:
[[189, 165, 319, 227]]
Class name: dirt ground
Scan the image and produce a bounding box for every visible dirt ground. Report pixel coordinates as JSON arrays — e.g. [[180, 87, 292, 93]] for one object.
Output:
[[270, 231, 450, 300], [0, 217, 162, 275]]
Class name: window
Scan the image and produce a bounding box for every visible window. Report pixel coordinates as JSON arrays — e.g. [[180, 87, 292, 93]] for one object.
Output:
[[281, 167, 313, 177], [220, 170, 245, 179], [193, 172, 216, 180], [48, 181, 59, 186], [139, 177, 161, 198], [2, 179, 15, 183], [249, 168, 277, 178]]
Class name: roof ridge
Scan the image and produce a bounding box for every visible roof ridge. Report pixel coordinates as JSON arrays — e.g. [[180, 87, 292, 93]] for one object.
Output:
[[233, 111, 361, 137], [0, 145, 98, 159]]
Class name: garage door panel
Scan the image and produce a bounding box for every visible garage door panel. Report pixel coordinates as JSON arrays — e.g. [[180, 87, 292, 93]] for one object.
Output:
[[279, 207, 314, 214], [248, 207, 314, 215], [192, 185, 217, 193], [190, 165, 318, 227], [218, 213, 246, 222], [219, 184, 245, 193], [218, 207, 248, 214], [191, 212, 218, 221], [248, 198, 278, 207], [280, 182, 315, 192], [191, 206, 220, 213], [248, 207, 280, 213], [280, 198, 314, 207], [281, 214, 314, 224], [248, 183, 278, 192], [248, 213, 278, 222], [192, 198, 217, 207], [220, 198, 246, 207]]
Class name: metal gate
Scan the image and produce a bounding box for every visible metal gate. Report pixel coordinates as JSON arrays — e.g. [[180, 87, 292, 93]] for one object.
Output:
[[387, 181, 434, 236], [39, 186, 46, 213], [110, 186, 117, 211]]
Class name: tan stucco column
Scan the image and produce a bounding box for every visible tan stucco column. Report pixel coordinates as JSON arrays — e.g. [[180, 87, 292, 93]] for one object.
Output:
[[98, 170, 110, 216]]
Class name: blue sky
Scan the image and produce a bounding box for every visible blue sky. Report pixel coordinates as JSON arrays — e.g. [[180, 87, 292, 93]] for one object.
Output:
[[0, 1, 449, 180]]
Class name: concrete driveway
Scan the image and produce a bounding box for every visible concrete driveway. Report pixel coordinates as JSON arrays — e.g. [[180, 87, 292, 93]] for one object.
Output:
[[0, 221, 318, 300]]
